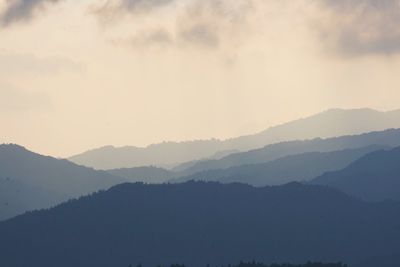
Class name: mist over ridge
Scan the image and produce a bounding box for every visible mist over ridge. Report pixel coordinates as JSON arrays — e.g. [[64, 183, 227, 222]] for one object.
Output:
[[2, 1, 400, 266], [69, 108, 400, 170]]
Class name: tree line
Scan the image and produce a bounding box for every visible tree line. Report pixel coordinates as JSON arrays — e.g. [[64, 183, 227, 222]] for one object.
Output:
[[129, 261, 347, 267]]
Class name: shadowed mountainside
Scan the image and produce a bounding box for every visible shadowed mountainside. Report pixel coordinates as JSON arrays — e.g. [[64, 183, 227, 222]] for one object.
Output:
[[0, 181, 399, 267], [172, 145, 388, 186], [69, 108, 400, 170], [177, 128, 400, 176], [311, 146, 400, 202], [0, 144, 125, 221]]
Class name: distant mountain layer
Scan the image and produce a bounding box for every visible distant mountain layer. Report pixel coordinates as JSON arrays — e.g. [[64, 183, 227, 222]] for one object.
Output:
[[173, 145, 387, 186], [0, 182, 399, 267], [69, 108, 400, 169], [177, 128, 400, 176], [107, 166, 174, 184], [0, 144, 125, 221], [0, 177, 60, 222], [311, 146, 400, 202]]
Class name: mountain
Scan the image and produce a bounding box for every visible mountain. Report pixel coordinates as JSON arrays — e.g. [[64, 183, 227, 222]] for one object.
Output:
[[107, 166, 174, 184], [0, 177, 60, 222], [311, 147, 400, 202], [0, 182, 399, 267], [177, 128, 400, 176], [0, 144, 125, 221], [69, 140, 224, 170], [172, 145, 387, 186], [69, 108, 400, 170]]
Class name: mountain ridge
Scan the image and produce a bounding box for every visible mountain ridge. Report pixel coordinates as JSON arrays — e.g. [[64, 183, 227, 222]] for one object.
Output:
[[172, 145, 388, 186], [1, 181, 399, 267], [311, 146, 400, 201], [69, 108, 400, 170], [0, 144, 125, 221], [177, 128, 400, 176]]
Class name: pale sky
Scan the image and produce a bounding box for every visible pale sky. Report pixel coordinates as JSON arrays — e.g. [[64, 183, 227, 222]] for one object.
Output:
[[1, 0, 400, 157]]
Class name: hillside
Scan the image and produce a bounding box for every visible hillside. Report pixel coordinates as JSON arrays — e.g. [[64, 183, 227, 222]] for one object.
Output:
[[0, 144, 125, 221], [311, 147, 400, 201], [177, 128, 400, 176], [173, 145, 387, 186], [0, 182, 399, 267]]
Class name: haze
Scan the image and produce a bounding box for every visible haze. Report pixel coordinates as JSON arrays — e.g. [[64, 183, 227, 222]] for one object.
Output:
[[1, 0, 400, 157]]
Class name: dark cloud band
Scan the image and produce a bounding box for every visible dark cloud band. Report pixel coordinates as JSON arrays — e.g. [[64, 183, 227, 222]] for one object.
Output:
[[0, 0, 60, 26]]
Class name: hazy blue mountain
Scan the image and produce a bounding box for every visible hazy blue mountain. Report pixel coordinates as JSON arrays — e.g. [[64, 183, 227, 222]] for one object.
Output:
[[311, 147, 400, 202], [172, 145, 387, 186], [0, 177, 60, 222], [69, 108, 400, 170], [0, 182, 399, 267], [107, 166, 174, 184], [69, 140, 224, 170], [177, 128, 400, 176], [0, 144, 125, 221]]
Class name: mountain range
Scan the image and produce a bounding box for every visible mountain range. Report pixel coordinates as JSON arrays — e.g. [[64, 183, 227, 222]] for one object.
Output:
[[176, 128, 400, 176], [2, 107, 400, 267], [1, 181, 399, 267], [69, 108, 400, 170], [3, 127, 400, 221], [172, 145, 388, 186]]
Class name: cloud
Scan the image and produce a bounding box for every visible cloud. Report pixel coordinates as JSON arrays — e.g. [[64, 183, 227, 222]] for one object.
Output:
[[93, 0, 177, 23], [0, 0, 61, 26], [98, 0, 253, 50], [175, 0, 249, 49], [0, 84, 51, 112], [100, 0, 176, 13], [1, 0, 253, 50], [178, 24, 219, 48], [316, 0, 400, 56], [129, 28, 173, 47]]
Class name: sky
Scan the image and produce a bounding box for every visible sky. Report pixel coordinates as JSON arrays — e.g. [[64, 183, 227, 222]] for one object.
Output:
[[1, 0, 400, 157]]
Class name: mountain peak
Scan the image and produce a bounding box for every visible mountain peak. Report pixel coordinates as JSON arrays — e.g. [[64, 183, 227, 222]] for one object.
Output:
[[0, 144, 34, 156]]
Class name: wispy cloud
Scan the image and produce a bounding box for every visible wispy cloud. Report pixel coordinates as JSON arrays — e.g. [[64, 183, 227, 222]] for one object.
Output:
[[128, 28, 173, 47], [4, 0, 400, 57], [0, 0, 61, 26], [95, 0, 176, 17], [95, 0, 253, 50], [178, 24, 219, 48], [316, 0, 400, 56]]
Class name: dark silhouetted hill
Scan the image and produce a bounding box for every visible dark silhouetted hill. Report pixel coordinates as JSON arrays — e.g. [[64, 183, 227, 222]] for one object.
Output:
[[0, 144, 125, 221], [147, 262, 348, 267], [69, 108, 400, 170], [311, 147, 400, 201], [0, 182, 399, 267], [172, 145, 387, 186], [354, 253, 400, 267], [227, 262, 347, 267], [177, 128, 400, 176]]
